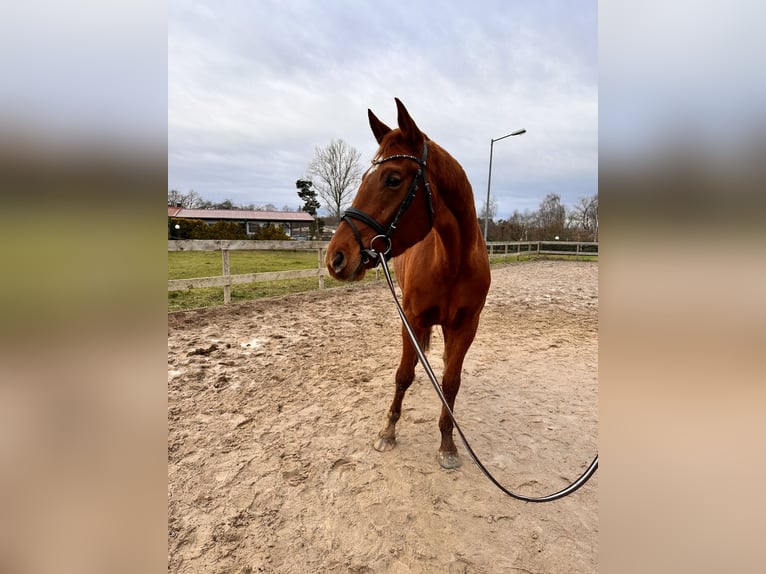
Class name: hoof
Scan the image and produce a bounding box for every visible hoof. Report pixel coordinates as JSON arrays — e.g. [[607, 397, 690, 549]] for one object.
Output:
[[373, 436, 397, 452], [438, 451, 461, 469]]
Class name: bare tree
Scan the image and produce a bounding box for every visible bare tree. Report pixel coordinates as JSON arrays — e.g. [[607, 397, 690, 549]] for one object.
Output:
[[168, 189, 205, 208], [507, 209, 535, 241], [168, 189, 184, 206], [213, 198, 235, 210], [308, 139, 363, 219], [478, 195, 498, 224], [536, 193, 567, 239], [572, 194, 598, 241], [185, 190, 205, 209]]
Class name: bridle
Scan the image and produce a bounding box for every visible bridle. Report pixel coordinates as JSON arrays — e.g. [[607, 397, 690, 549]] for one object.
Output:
[[341, 141, 434, 266]]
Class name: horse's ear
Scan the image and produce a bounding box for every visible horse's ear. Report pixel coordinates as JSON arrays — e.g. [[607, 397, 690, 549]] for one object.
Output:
[[395, 98, 424, 146], [368, 109, 392, 144]]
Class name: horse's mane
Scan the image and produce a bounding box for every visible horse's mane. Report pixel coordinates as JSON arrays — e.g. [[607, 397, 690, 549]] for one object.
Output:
[[426, 140, 482, 239]]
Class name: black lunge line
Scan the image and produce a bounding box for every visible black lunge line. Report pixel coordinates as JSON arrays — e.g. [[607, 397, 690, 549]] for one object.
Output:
[[374, 253, 598, 503]]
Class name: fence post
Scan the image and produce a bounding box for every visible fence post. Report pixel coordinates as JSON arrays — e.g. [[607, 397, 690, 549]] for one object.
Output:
[[221, 248, 231, 304]]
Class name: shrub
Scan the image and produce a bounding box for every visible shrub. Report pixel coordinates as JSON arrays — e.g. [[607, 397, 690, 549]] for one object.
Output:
[[254, 223, 292, 241], [169, 218, 248, 240]]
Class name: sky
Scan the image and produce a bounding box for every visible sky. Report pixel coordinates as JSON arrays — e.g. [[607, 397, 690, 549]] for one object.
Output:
[[168, 0, 598, 219]]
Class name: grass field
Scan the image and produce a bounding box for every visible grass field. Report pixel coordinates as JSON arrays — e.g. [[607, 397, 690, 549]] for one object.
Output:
[[168, 249, 319, 279], [490, 253, 598, 264], [168, 250, 386, 311], [167, 249, 597, 311]]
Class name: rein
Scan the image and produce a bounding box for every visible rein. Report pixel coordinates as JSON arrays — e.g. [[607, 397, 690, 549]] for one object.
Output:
[[341, 141, 434, 266], [373, 250, 599, 503]]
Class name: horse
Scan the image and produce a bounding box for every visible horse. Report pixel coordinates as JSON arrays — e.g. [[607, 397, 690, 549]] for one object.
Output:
[[326, 98, 491, 469]]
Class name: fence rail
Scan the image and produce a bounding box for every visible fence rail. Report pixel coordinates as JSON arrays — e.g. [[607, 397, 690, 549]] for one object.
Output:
[[168, 239, 329, 252], [168, 240, 597, 304], [486, 240, 598, 258]]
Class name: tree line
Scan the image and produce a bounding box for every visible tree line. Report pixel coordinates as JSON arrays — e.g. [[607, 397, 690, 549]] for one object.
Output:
[[167, 189, 297, 212], [482, 192, 598, 242]]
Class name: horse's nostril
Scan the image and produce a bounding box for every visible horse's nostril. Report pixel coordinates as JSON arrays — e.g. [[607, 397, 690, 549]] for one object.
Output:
[[331, 251, 345, 272]]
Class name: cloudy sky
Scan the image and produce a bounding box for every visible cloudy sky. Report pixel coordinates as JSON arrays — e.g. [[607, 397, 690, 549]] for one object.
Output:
[[169, 0, 597, 218]]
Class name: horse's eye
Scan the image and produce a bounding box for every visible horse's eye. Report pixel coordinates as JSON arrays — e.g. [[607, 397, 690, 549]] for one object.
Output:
[[385, 175, 402, 188]]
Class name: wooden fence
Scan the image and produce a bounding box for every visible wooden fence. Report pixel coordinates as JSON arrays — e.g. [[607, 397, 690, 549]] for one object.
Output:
[[168, 240, 330, 304], [168, 239, 597, 304], [486, 240, 599, 258]]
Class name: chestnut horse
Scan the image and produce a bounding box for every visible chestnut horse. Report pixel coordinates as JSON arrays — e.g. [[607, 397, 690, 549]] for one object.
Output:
[[326, 98, 491, 469]]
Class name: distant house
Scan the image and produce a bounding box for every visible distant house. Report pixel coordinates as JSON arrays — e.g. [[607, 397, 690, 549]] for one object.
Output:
[[168, 206, 315, 238]]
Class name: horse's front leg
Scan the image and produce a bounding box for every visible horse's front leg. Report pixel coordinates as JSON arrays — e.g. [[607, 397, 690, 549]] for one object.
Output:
[[437, 317, 480, 469], [373, 324, 426, 452]]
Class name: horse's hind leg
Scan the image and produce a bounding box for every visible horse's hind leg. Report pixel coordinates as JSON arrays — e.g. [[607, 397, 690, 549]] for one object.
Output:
[[373, 324, 429, 452], [437, 316, 480, 469]]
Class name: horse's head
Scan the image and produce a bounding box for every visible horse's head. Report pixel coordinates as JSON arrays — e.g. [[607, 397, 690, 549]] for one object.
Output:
[[326, 98, 437, 281]]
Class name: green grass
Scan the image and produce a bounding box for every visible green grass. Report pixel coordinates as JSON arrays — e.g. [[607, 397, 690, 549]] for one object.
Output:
[[168, 249, 319, 279], [490, 253, 598, 264], [168, 250, 385, 312], [167, 249, 596, 312]]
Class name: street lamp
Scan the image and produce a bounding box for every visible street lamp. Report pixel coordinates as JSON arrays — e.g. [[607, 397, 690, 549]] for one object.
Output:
[[484, 128, 526, 240]]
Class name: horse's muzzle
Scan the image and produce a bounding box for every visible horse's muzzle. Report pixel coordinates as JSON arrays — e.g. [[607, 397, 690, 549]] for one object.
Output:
[[326, 247, 367, 282]]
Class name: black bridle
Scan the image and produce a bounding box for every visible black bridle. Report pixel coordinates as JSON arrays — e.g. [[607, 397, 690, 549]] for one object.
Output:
[[341, 141, 434, 266]]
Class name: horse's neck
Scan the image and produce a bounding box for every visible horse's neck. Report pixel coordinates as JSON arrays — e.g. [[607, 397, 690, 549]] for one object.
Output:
[[431, 148, 482, 254]]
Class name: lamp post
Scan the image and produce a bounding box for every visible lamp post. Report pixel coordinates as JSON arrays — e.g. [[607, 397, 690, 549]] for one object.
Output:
[[484, 128, 526, 240]]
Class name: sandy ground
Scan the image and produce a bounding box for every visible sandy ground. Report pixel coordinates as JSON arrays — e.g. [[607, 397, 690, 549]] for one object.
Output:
[[168, 260, 598, 573]]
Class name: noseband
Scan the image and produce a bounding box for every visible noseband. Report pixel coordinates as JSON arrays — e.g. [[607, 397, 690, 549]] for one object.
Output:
[[341, 141, 434, 265]]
